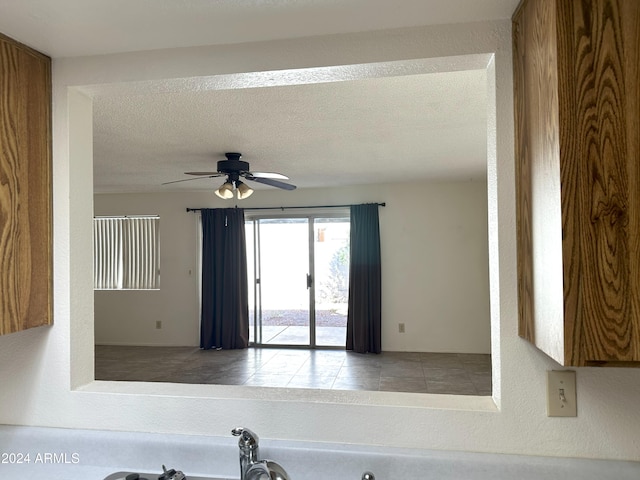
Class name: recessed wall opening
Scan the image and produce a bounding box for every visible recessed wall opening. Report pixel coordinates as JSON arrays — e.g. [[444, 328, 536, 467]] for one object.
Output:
[[72, 53, 500, 409]]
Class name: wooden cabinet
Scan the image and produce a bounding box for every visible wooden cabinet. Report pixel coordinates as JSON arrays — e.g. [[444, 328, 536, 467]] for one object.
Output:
[[0, 33, 52, 335], [513, 0, 640, 366]]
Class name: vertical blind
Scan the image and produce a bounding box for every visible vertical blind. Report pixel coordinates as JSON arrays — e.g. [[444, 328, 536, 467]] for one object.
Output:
[[93, 216, 160, 289]]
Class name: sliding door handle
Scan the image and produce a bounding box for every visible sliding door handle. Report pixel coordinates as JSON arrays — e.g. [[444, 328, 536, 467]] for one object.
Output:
[[306, 273, 313, 289]]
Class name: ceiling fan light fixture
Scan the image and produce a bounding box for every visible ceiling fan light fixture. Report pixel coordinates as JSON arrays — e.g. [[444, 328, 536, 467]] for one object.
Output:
[[164, 151, 296, 192], [236, 181, 253, 199], [214, 180, 234, 199]]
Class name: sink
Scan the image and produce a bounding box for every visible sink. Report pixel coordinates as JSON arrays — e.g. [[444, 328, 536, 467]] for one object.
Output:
[[103, 471, 233, 480]]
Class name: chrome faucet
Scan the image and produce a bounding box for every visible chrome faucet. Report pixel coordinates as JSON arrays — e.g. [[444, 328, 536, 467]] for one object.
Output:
[[231, 427, 290, 480]]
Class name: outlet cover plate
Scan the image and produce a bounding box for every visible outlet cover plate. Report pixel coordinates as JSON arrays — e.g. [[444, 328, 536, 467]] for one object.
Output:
[[547, 370, 577, 417]]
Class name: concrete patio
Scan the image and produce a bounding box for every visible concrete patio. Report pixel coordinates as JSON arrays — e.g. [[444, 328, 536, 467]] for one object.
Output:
[[250, 308, 347, 347]]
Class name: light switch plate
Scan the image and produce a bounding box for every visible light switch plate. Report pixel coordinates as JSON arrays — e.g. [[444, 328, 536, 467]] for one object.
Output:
[[547, 370, 577, 417]]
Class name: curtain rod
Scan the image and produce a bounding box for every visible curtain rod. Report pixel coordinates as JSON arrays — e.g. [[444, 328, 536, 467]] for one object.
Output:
[[94, 215, 160, 218], [186, 203, 385, 213]]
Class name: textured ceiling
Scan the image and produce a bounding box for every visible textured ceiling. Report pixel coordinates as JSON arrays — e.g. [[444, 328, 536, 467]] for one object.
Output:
[[93, 69, 488, 193], [0, 0, 514, 194]]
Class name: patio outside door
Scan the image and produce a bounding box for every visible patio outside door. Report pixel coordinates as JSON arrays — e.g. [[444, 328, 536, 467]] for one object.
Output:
[[246, 214, 349, 348]]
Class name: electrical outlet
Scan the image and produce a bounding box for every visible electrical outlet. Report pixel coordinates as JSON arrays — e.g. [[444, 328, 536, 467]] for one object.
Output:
[[398, 323, 405, 333], [156, 320, 162, 330], [547, 370, 577, 417]]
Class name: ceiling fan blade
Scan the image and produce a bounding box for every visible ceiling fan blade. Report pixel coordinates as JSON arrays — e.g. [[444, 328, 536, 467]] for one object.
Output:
[[161, 175, 220, 185], [245, 175, 297, 191], [185, 172, 224, 176], [245, 171, 289, 180]]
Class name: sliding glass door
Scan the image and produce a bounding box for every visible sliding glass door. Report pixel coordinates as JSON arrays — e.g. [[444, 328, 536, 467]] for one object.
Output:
[[248, 217, 311, 346], [246, 213, 349, 348], [313, 218, 350, 347]]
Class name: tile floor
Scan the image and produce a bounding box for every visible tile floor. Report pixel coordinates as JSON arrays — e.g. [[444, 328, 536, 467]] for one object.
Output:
[[95, 346, 492, 395]]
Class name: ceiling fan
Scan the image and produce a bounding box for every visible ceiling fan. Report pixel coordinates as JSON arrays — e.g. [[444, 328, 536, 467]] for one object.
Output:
[[162, 152, 296, 199]]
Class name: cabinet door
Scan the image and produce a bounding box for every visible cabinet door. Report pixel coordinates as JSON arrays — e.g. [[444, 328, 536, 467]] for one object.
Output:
[[0, 33, 52, 334], [514, 0, 640, 366], [557, 0, 640, 365]]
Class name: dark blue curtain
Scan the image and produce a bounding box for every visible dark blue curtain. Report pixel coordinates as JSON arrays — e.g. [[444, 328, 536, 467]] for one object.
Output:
[[346, 203, 382, 353], [200, 208, 249, 350]]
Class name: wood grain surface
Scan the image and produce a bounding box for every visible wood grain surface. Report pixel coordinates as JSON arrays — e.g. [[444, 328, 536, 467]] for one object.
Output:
[[513, 0, 564, 361], [514, 0, 640, 366], [513, 0, 534, 346], [558, 0, 640, 365], [0, 33, 52, 335]]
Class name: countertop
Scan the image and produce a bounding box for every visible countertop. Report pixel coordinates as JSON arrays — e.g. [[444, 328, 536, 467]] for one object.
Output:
[[1, 424, 639, 479]]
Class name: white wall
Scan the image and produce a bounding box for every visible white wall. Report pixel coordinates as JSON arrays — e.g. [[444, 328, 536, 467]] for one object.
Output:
[[0, 20, 639, 462], [94, 181, 491, 353]]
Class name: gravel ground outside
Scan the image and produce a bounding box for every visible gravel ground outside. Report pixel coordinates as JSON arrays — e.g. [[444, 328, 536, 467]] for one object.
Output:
[[261, 309, 347, 327]]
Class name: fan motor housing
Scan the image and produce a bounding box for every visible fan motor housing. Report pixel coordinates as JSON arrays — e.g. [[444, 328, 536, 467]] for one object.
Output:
[[217, 158, 249, 174]]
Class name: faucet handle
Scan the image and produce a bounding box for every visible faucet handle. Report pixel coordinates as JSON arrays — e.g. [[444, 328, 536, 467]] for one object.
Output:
[[231, 427, 260, 449], [362, 472, 375, 480]]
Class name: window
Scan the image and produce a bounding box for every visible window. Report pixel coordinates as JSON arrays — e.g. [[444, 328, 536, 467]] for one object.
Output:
[[93, 216, 160, 290]]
